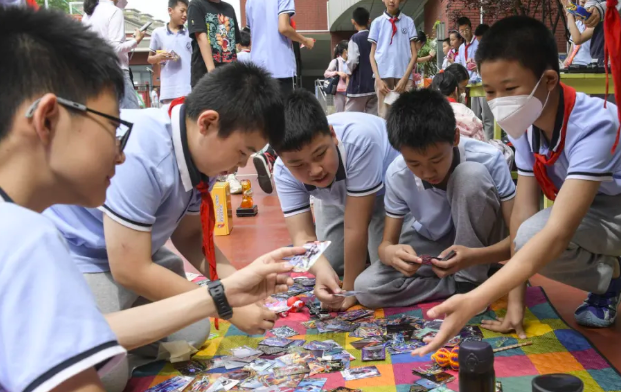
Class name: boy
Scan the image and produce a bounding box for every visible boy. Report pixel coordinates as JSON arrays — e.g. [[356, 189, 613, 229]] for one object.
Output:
[[474, 23, 489, 41], [246, 0, 315, 194], [273, 89, 401, 310], [148, 0, 191, 109], [45, 62, 288, 350], [237, 26, 252, 63], [0, 8, 300, 392], [415, 16, 621, 357], [354, 89, 515, 309], [369, 0, 418, 118], [345, 7, 377, 115], [188, 0, 241, 87]]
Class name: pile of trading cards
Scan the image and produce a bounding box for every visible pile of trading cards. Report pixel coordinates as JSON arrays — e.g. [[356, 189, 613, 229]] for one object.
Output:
[[145, 269, 488, 392]]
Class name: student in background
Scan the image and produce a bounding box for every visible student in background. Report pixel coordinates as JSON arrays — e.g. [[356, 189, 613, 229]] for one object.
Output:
[[369, 0, 418, 118], [432, 71, 485, 141], [354, 89, 515, 309], [416, 16, 621, 356], [474, 23, 490, 41], [246, 0, 315, 195], [447, 30, 463, 65], [148, 0, 191, 110], [188, 0, 241, 87], [324, 41, 350, 113], [345, 7, 377, 115], [445, 63, 470, 104], [273, 90, 400, 311], [413, 31, 436, 84], [82, 0, 145, 109], [563, 0, 594, 67], [150, 87, 160, 108], [237, 27, 252, 63], [441, 38, 451, 70]]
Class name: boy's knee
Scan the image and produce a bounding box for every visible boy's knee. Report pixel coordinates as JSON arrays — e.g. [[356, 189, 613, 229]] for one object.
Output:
[[514, 215, 546, 252], [354, 270, 382, 309], [450, 162, 494, 196]]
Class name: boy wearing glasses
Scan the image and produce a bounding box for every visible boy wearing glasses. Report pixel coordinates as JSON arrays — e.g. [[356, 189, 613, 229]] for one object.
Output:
[[1, 8, 301, 392]]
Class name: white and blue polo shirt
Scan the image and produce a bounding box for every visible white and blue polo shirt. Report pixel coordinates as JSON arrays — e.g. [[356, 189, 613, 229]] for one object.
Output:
[[149, 25, 192, 101], [246, 0, 296, 79], [368, 10, 417, 80], [510, 91, 621, 194], [44, 106, 216, 273], [456, 36, 480, 84], [384, 138, 516, 241], [0, 190, 125, 392], [274, 112, 400, 217]]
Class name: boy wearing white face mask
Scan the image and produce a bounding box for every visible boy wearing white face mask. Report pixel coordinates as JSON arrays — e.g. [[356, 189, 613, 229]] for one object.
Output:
[[412, 16, 621, 358]]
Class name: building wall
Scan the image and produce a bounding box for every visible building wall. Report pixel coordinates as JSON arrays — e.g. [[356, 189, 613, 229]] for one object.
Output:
[[240, 0, 329, 31]]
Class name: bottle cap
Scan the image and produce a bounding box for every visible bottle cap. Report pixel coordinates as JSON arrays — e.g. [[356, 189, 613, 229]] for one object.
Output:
[[532, 374, 584, 392], [459, 341, 494, 374]]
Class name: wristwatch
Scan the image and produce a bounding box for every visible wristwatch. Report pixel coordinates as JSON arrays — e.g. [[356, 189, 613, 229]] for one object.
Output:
[[207, 280, 233, 320]]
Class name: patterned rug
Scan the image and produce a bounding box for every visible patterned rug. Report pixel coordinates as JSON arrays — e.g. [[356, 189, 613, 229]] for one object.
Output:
[[125, 286, 621, 392]]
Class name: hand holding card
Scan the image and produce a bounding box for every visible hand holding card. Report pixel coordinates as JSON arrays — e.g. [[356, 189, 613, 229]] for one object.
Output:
[[287, 241, 331, 272]]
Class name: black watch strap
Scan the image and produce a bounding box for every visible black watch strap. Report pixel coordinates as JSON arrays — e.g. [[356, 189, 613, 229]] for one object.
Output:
[[207, 280, 233, 320]]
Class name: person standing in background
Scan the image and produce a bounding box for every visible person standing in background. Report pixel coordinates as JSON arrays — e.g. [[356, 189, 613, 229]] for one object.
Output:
[[237, 26, 252, 63], [150, 87, 160, 108], [188, 0, 241, 87], [324, 41, 349, 113], [148, 0, 192, 111], [447, 30, 463, 66], [345, 7, 377, 115], [82, 0, 145, 109]]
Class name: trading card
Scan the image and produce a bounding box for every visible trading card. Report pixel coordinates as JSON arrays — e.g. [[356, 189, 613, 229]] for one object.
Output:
[[323, 349, 355, 360], [338, 309, 375, 322], [261, 337, 293, 347], [294, 378, 328, 392], [328, 388, 362, 392], [342, 366, 381, 381], [286, 241, 331, 272], [235, 354, 262, 363], [324, 319, 355, 332], [412, 363, 445, 378], [496, 381, 503, 392], [387, 341, 425, 355], [415, 379, 440, 389], [241, 377, 265, 389], [224, 360, 247, 370], [257, 344, 287, 355], [350, 326, 384, 338], [231, 346, 263, 358], [351, 337, 384, 349], [288, 339, 306, 348], [210, 377, 239, 391], [272, 363, 310, 377], [303, 340, 340, 351], [324, 359, 345, 372], [145, 376, 194, 392], [308, 360, 329, 376], [333, 290, 364, 298], [426, 372, 455, 384], [362, 345, 386, 361], [414, 328, 437, 340], [226, 369, 255, 381], [460, 325, 484, 342], [271, 326, 298, 338], [293, 277, 316, 287], [265, 300, 291, 314], [286, 284, 309, 296], [187, 374, 224, 392], [428, 387, 453, 392], [424, 320, 444, 330], [247, 359, 273, 372], [277, 352, 312, 366], [409, 386, 429, 392], [444, 336, 461, 348], [301, 320, 317, 329], [173, 360, 209, 376]]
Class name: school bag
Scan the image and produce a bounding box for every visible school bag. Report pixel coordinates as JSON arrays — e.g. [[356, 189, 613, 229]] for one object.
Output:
[[322, 59, 340, 96]]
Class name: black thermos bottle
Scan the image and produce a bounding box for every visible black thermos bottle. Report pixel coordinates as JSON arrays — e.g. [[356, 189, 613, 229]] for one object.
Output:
[[532, 374, 584, 392], [459, 341, 496, 392]]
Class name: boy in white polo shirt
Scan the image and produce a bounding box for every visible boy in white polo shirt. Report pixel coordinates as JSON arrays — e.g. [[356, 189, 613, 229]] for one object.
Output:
[[148, 0, 192, 109], [45, 63, 288, 354], [369, 0, 418, 118], [416, 17, 621, 356], [273, 90, 400, 311], [0, 8, 301, 392], [355, 88, 515, 309]]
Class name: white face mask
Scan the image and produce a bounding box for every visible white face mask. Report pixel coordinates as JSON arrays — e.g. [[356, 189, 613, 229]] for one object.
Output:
[[488, 75, 550, 139]]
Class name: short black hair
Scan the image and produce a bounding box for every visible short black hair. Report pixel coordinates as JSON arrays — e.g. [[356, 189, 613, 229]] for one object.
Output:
[[185, 62, 284, 143], [475, 16, 560, 79], [387, 89, 456, 151], [0, 7, 124, 143], [431, 72, 459, 97], [352, 7, 370, 27], [474, 23, 490, 37], [442, 38, 450, 44], [168, 0, 188, 8], [273, 89, 330, 153], [240, 27, 251, 47], [445, 63, 469, 83], [457, 17, 471, 28], [416, 31, 427, 45]]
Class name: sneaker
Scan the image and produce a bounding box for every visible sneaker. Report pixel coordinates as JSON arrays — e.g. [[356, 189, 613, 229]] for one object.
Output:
[[253, 149, 277, 194], [227, 174, 242, 194], [575, 275, 621, 328]]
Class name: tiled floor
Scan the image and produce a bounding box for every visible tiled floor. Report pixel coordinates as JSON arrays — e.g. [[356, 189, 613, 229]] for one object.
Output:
[[192, 167, 621, 371]]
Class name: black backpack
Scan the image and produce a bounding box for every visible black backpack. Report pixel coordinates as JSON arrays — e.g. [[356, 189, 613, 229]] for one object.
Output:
[[322, 59, 340, 96]]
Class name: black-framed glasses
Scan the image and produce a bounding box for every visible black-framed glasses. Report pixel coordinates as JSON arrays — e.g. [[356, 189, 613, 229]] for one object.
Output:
[[26, 97, 134, 153]]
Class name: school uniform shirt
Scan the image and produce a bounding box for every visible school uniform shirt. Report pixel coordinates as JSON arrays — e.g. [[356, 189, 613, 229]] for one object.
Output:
[[456, 36, 479, 84], [188, 0, 241, 86], [0, 191, 125, 392], [44, 106, 216, 273], [384, 138, 516, 241], [368, 11, 417, 80], [274, 112, 400, 217], [571, 20, 593, 66], [246, 0, 297, 79], [510, 91, 621, 195], [237, 49, 252, 63], [149, 25, 192, 101]]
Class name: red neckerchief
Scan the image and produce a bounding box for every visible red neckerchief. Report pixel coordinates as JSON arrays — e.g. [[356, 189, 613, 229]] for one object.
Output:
[[464, 37, 475, 62], [168, 97, 220, 330], [26, 0, 39, 9], [388, 13, 400, 45], [604, 0, 621, 152], [242, 49, 250, 53], [533, 83, 577, 201], [447, 97, 457, 103]]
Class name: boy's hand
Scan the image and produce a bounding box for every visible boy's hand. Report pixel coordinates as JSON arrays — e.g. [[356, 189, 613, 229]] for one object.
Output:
[[585, 7, 601, 28], [430, 245, 475, 279], [221, 246, 304, 308], [384, 244, 421, 277], [376, 78, 391, 95], [395, 77, 410, 93], [481, 299, 527, 339], [228, 303, 278, 335], [314, 264, 344, 311], [412, 293, 486, 356], [303, 37, 315, 50]]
